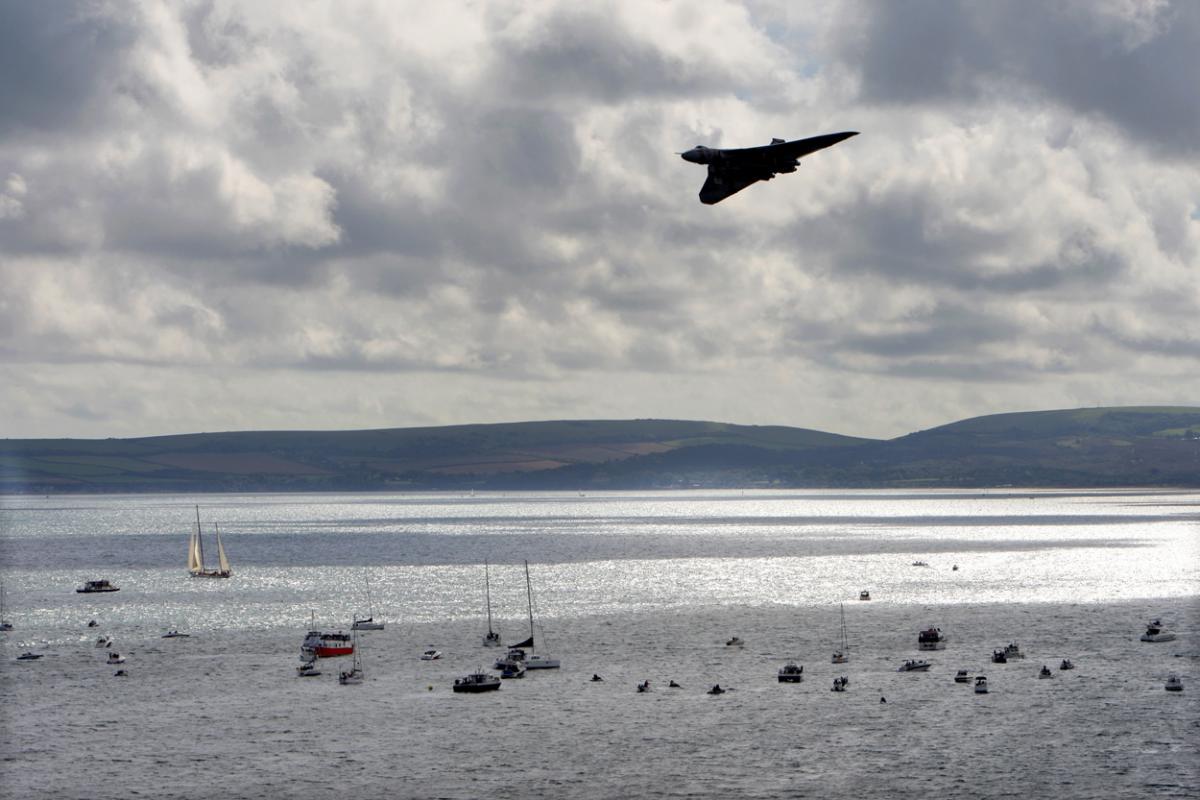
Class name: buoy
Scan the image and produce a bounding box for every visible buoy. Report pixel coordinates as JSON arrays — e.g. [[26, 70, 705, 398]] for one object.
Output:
[[427, 685, 433, 691]]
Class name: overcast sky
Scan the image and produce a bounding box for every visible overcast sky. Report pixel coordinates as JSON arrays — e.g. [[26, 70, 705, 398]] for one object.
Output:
[[2, 0, 1197, 440]]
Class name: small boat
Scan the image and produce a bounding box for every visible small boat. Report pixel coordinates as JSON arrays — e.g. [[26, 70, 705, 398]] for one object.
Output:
[[481, 560, 502, 647], [296, 660, 321, 677], [991, 650, 1007, 664], [107, 652, 125, 664], [161, 630, 190, 639], [500, 661, 526, 679], [591, 674, 604, 682], [77, 579, 119, 593], [16, 651, 43, 661], [1059, 659, 1075, 670], [187, 506, 232, 578], [1140, 619, 1176, 643], [917, 626, 947, 651], [420, 649, 442, 661], [777, 662, 804, 683], [352, 574, 384, 630], [453, 671, 501, 693], [954, 670, 971, 683], [1164, 674, 1183, 692], [974, 676, 989, 694], [636, 680, 650, 693], [1038, 665, 1053, 679], [668, 680, 681, 688], [726, 636, 744, 647], [831, 676, 848, 692], [113, 669, 127, 677], [495, 647, 526, 670], [897, 659, 931, 672], [338, 631, 364, 685], [911, 560, 929, 567], [95, 636, 113, 648], [1003, 643, 1024, 659], [301, 630, 354, 659], [858, 590, 871, 601], [87, 620, 98, 628], [707, 684, 726, 695]]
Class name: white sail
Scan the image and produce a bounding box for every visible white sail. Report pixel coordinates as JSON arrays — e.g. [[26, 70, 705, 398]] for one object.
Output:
[[215, 525, 231, 574], [187, 530, 203, 572]]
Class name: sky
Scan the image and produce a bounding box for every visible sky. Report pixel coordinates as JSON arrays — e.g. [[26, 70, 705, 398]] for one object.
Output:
[[2, 0, 1197, 441]]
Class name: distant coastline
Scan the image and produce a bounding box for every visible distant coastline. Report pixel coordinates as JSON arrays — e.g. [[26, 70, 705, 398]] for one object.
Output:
[[2, 406, 1198, 493]]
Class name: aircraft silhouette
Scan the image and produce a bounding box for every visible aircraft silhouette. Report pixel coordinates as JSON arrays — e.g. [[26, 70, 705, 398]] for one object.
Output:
[[681, 131, 858, 204]]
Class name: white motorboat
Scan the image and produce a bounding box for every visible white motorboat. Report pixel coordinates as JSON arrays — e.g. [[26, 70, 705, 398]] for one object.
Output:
[[726, 636, 744, 647], [954, 670, 971, 683], [859, 590, 871, 601], [1140, 619, 1176, 642], [420, 649, 442, 661], [494, 647, 526, 670], [974, 676, 989, 694], [897, 659, 931, 672], [918, 626, 947, 651], [525, 653, 560, 669], [500, 661, 525, 679], [777, 662, 804, 683], [1164, 674, 1183, 692], [107, 652, 125, 664], [1038, 665, 1053, 679], [1003, 642, 1024, 659], [453, 671, 501, 693], [95, 636, 112, 648]]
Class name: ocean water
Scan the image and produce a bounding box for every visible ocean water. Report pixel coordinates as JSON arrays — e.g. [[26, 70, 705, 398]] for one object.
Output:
[[1, 489, 1197, 799]]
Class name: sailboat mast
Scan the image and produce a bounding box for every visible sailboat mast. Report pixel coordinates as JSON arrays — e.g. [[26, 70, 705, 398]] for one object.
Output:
[[485, 561, 494, 634], [524, 560, 534, 649]]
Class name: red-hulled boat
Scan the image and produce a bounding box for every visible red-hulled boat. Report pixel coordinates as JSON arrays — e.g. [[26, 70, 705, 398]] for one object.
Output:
[[301, 630, 354, 658]]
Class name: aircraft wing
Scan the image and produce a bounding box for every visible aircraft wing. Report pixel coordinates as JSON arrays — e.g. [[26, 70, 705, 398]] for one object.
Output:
[[727, 131, 859, 162], [699, 165, 763, 205]]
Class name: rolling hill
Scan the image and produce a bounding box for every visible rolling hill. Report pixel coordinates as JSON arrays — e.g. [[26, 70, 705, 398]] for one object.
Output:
[[1, 407, 1197, 492]]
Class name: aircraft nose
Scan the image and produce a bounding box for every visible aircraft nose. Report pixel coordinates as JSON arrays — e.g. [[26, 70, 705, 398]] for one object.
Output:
[[680, 147, 705, 164]]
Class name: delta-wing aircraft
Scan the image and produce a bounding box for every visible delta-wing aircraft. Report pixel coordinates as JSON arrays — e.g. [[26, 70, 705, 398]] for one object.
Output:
[[681, 131, 858, 204]]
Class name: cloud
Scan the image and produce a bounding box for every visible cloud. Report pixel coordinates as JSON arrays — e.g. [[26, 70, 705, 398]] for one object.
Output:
[[1, 0, 1198, 440]]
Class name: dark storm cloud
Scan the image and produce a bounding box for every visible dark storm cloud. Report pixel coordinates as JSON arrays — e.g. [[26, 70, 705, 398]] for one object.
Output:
[[0, 3, 133, 136], [836, 0, 1200, 155]]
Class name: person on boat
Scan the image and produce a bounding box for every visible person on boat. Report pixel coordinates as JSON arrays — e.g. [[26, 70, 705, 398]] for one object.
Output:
[[669, 680, 681, 688], [591, 674, 603, 682], [880, 697, 887, 703]]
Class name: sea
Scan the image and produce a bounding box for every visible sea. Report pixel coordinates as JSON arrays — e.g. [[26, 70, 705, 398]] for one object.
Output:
[[1, 489, 1197, 800]]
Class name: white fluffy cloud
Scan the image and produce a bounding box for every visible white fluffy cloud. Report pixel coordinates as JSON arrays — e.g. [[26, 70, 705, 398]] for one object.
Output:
[[1, 0, 1197, 439]]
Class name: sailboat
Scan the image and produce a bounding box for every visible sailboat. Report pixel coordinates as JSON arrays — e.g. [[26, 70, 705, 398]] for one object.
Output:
[[500, 560, 559, 670], [338, 631, 364, 685], [831, 603, 849, 664], [352, 574, 384, 630], [0, 581, 12, 632], [482, 560, 501, 647], [187, 506, 232, 578]]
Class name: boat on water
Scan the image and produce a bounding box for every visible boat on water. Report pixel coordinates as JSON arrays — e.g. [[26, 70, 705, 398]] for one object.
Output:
[[107, 652, 125, 664], [777, 662, 804, 683], [954, 670, 971, 683], [897, 659, 932, 672], [338, 634, 364, 685], [637, 680, 651, 693], [992, 649, 1007, 664], [301, 630, 354, 659], [500, 661, 526, 679], [482, 560, 502, 647], [859, 590, 871, 601], [832, 603, 850, 664], [453, 671, 501, 693], [911, 560, 930, 567], [0, 581, 13, 631], [95, 635, 112, 648], [508, 561, 560, 670], [187, 506, 232, 579], [1038, 665, 1053, 679], [420, 649, 442, 661], [16, 651, 43, 661], [1003, 643, 1024, 659], [974, 676, 989, 694], [352, 574, 384, 631], [831, 676, 848, 692], [1059, 659, 1075, 670], [1140, 619, 1176, 642], [726, 636, 744, 647], [296, 660, 321, 677], [1164, 674, 1183, 692], [917, 626, 947, 651], [162, 630, 190, 639], [707, 684, 726, 695], [77, 579, 119, 593]]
